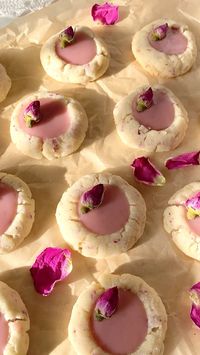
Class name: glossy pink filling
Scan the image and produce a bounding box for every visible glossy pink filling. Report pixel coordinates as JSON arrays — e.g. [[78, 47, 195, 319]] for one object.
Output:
[[78, 185, 130, 235], [148, 27, 188, 55], [0, 313, 9, 354], [18, 98, 70, 139], [186, 209, 200, 236], [132, 90, 174, 130], [91, 289, 148, 355], [0, 182, 18, 235], [55, 32, 96, 65]]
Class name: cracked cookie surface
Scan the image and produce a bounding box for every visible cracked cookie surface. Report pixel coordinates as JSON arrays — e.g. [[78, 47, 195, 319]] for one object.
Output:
[[56, 173, 146, 258], [113, 85, 188, 152], [68, 273, 167, 355], [40, 26, 110, 84], [132, 19, 197, 78], [163, 182, 200, 261], [10, 92, 88, 160], [0, 281, 30, 355]]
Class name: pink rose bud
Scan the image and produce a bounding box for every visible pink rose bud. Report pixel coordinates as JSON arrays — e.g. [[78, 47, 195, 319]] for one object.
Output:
[[131, 156, 166, 186], [151, 23, 168, 41], [95, 286, 119, 321], [185, 192, 200, 220], [165, 151, 200, 170], [136, 87, 153, 112], [189, 282, 200, 328], [59, 26, 75, 48], [30, 247, 72, 296], [91, 2, 119, 25], [80, 183, 105, 214], [24, 100, 41, 128]]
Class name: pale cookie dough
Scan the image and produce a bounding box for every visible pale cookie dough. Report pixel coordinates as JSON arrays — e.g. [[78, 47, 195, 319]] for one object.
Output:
[[163, 182, 200, 261], [113, 85, 188, 152], [132, 19, 197, 78], [0, 173, 35, 253], [0, 64, 11, 103], [0, 281, 30, 355], [40, 26, 110, 84], [56, 173, 146, 258], [68, 273, 167, 355], [10, 92, 88, 160]]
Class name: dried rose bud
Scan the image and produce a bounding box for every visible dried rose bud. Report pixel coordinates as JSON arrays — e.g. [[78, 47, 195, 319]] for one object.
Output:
[[30, 247, 72, 296], [95, 286, 119, 321], [165, 151, 200, 170], [59, 26, 75, 48], [136, 87, 153, 112], [131, 156, 166, 186], [80, 184, 105, 214], [91, 2, 119, 25], [189, 282, 200, 328], [185, 192, 200, 220], [24, 100, 41, 128], [151, 23, 168, 41]]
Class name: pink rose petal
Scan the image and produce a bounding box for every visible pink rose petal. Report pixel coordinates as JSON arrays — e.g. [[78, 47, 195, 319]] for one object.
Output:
[[189, 282, 200, 328], [131, 156, 166, 186], [91, 2, 119, 25], [30, 247, 72, 296], [165, 151, 200, 170]]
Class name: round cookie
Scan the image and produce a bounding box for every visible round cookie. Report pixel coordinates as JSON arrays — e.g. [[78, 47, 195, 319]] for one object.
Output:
[[163, 182, 200, 261], [0, 63, 11, 103], [10, 92, 88, 160], [40, 26, 110, 84], [0, 172, 35, 253], [0, 281, 30, 355], [132, 19, 197, 78], [68, 273, 167, 355], [56, 173, 146, 258], [113, 84, 188, 152]]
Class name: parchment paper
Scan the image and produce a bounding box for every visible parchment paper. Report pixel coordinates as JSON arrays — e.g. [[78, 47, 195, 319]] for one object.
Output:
[[0, 0, 199, 354]]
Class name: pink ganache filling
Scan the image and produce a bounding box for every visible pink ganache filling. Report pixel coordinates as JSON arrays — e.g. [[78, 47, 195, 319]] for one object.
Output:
[[78, 185, 130, 235], [0, 313, 9, 354], [18, 98, 70, 139], [91, 289, 148, 354], [132, 90, 174, 130], [55, 31, 97, 65], [186, 210, 200, 236], [0, 182, 18, 235], [148, 27, 188, 55]]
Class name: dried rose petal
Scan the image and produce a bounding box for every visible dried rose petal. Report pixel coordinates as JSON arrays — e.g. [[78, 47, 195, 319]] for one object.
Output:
[[165, 151, 200, 170], [30, 247, 72, 296], [91, 2, 119, 25], [80, 184, 105, 214], [171, 24, 179, 31], [136, 87, 153, 112], [24, 100, 41, 128], [131, 157, 166, 186], [59, 26, 75, 48], [151, 23, 168, 41], [185, 192, 200, 220], [189, 282, 200, 328], [95, 286, 118, 321]]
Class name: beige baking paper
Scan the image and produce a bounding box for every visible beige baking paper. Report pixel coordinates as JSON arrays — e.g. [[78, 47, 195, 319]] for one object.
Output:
[[0, 0, 199, 353]]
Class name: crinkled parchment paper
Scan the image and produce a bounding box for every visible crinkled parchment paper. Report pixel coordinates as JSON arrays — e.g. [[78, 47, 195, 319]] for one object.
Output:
[[0, 0, 200, 354]]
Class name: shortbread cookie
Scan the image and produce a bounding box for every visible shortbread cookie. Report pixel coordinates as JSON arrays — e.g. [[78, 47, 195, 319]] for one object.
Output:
[[0, 63, 11, 103], [40, 26, 110, 84], [0, 172, 35, 253], [113, 85, 188, 152], [56, 173, 146, 258], [132, 19, 197, 78], [10, 92, 88, 160], [163, 182, 200, 261], [68, 273, 167, 355], [0, 281, 30, 355]]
